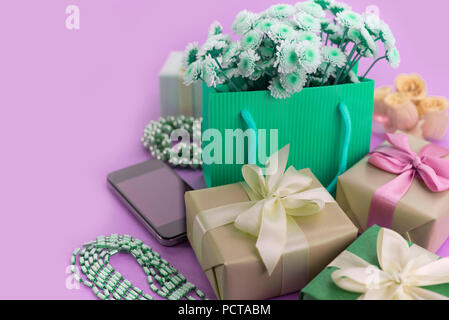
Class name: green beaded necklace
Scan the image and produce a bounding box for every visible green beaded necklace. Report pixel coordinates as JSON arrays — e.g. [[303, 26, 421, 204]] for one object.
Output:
[[70, 234, 208, 300], [141, 115, 203, 168]]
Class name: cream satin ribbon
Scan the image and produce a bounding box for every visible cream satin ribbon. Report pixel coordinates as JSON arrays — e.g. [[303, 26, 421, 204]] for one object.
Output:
[[330, 228, 449, 300], [178, 67, 194, 116], [192, 145, 335, 277]]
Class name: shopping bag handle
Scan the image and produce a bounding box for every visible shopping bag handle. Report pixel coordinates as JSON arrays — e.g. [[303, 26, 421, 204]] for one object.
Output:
[[327, 102, 352, 194], [240, 109, 258, 165], [240, 102, 351, 194]]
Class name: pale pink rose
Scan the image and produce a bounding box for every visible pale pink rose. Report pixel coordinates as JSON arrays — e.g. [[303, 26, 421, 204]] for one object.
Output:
[[421, 109, 449, 140], [384, 92, 419, 132], [373, 86, 392, 123]]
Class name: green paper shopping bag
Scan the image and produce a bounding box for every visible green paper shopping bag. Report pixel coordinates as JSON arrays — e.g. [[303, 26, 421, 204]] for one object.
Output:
[[201, 79, 375, 189]]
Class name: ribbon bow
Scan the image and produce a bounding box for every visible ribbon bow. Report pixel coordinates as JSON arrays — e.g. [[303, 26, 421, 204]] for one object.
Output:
[[367, 133, 449, 228], [330, 228, 449, 300], [192, 145, 334, 275]]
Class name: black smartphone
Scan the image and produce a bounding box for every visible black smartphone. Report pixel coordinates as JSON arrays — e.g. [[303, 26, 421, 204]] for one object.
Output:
[[107, 159, 191, 246]]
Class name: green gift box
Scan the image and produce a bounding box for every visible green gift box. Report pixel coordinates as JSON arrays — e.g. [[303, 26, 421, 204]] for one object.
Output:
[[300, 225, 449, 300], [201, 79, 375, 188]]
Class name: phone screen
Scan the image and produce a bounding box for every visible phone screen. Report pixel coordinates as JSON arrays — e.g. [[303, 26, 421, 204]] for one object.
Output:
[[111, 162, 191, 240]]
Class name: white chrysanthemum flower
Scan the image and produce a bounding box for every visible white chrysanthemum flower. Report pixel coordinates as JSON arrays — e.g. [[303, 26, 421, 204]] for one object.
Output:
[[225, 67, 239, 79], [184, 60, 202, 86], [324, 23, 343, 36], [348, 69, 360, 83], [199, 36, 228, 58], [250, 60, 274, 81], [280, 68, 307, 94], [241, 30, 263, 50], [296, 1, 326, 18], [276, 41, 299, 74], [208, 21, 223, 37], [249, 66, 263, 81], [267, 4, 295, 19], [238, 50, 260, 77], [336, 10, 364, 29], [363, 13, 382, 37], [380, 22, 396, 47], [260, 44, 276, 58], [218, 67, 239, 84], [269, 77, 290, 99], [232, 10, 258, 35], [329, 1, 352, 16], [202, 55, 223, 87], [347, 28, 362, 44], [293, 31, 322, 45], [318, 62, 336, 82], [329, 31, 343, 45], [255, 18, 277, 34], [320, 17, 332, 29], [360, 27, 378, 58], [182, 42, 199, 69], [293, 11, 321, 32], [268, 22, 295, 42], [222, 42, 240, 68], [313, 0, 332, 10], [386, 46, 400, 68], [297, 41, 322, 73], [321, 46, 346, 68]]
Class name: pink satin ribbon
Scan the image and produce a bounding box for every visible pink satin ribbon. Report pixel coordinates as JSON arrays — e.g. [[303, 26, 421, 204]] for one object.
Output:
[[367, 133, 449, 228]]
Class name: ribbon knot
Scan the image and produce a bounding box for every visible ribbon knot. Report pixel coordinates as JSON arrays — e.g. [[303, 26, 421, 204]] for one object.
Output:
[[391, 270, 405, 285], [411, 154, 423, 171], [192, 145, 335, 278], [235, 145, 335, 275], [330, 228, 449, 300], [367, 133, 449, 228]]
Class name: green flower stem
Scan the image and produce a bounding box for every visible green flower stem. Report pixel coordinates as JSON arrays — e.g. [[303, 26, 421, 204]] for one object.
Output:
[[320, 63, 331, 85], [306, 77, 312, 88], [334, 67, 345, 85], [361, 55, 386, 79], [255, 65, 275, 78], [325, 33, 329, 46], [345, 45, 358, 67], [334, 50, 360, 85], [338, 53, 362, 84], [213, 57, 239, 92], [339, 28, 348, 48]]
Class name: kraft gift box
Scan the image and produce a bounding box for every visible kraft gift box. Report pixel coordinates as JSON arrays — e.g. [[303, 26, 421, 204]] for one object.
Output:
[[337, 133, 449, 252], [300, 225, 449, 300], [185, 168, 357, 300], [159, 52, 202, 118]]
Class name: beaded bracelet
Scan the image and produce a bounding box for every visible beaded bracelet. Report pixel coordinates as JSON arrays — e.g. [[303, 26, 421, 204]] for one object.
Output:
[[141, 116, 202, 168], [70, 234, 208, 300]]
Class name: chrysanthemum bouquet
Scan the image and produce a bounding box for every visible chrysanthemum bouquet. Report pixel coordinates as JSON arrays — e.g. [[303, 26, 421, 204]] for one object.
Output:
[[183, 1, 400, 99]]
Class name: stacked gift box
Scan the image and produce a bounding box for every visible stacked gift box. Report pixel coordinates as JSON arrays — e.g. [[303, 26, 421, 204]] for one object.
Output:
[[159, 52, 202, 118]]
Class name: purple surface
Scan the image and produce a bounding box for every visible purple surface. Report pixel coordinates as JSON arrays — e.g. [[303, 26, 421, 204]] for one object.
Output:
[[0, 0, 448, 299]]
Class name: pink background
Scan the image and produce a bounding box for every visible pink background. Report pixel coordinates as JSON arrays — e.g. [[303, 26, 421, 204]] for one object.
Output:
[[0, 0, 448, 299]]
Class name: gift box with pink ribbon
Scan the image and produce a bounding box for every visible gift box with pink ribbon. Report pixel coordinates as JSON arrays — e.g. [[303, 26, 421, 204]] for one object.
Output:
[[337, 132, 449, 252]]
